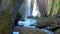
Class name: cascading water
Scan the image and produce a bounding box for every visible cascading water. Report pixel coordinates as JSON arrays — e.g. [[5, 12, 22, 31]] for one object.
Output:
[[13, 0, 54, 34], [18, 0, 36, 28], [25, 0, 31, 19], [32, 0, 40, 17]]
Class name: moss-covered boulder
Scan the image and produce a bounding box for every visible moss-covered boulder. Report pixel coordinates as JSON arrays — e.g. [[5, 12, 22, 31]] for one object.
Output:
[[14, 27, 47, 34], [54, 29, 60, 34]]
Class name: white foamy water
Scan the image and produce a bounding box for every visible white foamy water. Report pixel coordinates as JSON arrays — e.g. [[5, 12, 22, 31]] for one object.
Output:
[[32, 0, 41, 17], [25, 0, 31, 18], [13, 32, 19, 34]]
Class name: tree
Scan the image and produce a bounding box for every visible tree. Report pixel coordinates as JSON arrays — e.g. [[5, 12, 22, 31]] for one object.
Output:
[[36, 0, 60, 32], [49, 0, 55, 16], [57, 7, 60, 16], [36, 0, 48, 17], [0, 0, 24, 34]]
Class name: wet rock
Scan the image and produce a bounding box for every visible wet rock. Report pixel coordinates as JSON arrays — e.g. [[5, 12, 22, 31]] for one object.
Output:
[[14, 27, 47, 34]]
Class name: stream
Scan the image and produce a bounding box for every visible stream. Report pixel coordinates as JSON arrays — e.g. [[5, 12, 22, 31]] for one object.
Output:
[[13, 0, 54, 34], [13, 18, 54, 34]]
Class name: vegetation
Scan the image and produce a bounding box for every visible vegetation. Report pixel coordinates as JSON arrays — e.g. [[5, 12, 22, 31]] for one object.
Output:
[[0, 0, 15, 34], [0, 0, 60, 34], [36, 0, 60, 33], [0, 0, 24, 34]]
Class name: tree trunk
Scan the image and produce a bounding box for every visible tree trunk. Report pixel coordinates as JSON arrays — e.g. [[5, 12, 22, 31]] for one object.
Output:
[[49, 0, 55, 16], [37, 0, 48, 17], [0, 0, 24, 34], [57, 7, 60, 16]]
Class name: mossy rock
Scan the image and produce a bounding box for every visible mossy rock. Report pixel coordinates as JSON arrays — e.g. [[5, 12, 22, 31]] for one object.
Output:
[[14, 27, 47, 34], [54, 29, 60, 34], [36, 20, 57, 28], [27, 16, 34, 19], [36, 22, 47, 27]]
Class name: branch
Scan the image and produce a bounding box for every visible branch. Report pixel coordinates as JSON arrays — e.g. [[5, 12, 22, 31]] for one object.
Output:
[[49, 0, 55, 16]]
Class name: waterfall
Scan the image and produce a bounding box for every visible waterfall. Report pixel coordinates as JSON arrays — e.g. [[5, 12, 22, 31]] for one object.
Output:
[[25, 0, 31, 19], [32, 0, 41, 17]]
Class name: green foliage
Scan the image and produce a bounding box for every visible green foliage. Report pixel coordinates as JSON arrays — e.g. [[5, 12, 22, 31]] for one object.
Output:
[[15, 12, 22, 22], [53, 0, 60, 13], [17, 12, 22, 18], [48, 0, 60, 16]]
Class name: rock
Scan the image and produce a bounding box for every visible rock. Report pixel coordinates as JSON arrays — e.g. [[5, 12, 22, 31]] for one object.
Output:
[[14, 27, 47, 34], [54, 29, 60, 34]]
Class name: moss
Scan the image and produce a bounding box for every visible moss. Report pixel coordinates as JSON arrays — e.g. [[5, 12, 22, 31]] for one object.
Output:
[[27, 16, 34, 19], [14, 27, 47, 34], [36, 18, 57, 28], [17, 12, 22, 18], [54, 29, 60, 34]]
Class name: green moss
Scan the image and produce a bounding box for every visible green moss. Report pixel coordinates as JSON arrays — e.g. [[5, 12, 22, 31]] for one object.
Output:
[[36, 16, 58, 28], [27, 16, 34, 19], [55, 29, 60, 34], [14, 27, 47, 34], [17, 12, 22, 18]]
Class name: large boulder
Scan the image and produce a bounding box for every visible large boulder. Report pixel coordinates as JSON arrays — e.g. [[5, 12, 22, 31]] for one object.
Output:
[[54, 29, 60, 34], [14, 26, 47, 34]]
